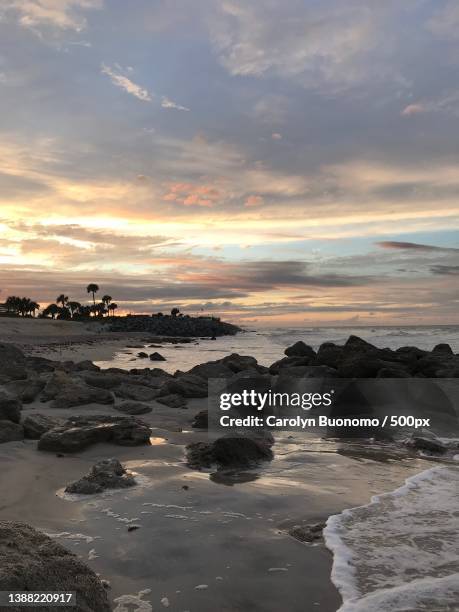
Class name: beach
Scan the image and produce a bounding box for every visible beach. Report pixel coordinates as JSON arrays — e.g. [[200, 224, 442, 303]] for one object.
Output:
[[0, 320, 458, 612]]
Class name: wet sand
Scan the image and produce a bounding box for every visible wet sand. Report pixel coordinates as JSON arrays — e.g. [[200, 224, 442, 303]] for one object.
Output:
[[0, 395, 433, 612]]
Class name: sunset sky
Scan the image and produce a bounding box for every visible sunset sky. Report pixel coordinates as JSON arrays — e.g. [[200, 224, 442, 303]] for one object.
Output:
[[0, 0, 458, 326]]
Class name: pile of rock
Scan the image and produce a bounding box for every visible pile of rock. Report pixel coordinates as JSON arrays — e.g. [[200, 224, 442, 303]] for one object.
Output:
[[109, 315, 240, 337], [65, 458, 136, 494], [0, 521, 111, 612]]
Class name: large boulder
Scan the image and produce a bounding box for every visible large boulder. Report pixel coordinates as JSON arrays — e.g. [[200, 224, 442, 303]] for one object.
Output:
[[0, 343, 26, 366], [23, 414, 61, 439], [315, 342, 345, 369], [269, 356, 312, 374], [192, 409, 208, 429], [284, 341, 316, 359], [159, 374, 207, 398], [149, 351, 166, 361], [0, 364, 28, 384], [20, 378, 46, 404], [38, 415, 152, 453], [0, 521, 111, 612], [186, 434, 273, 469], [41, 371, 114, 408], [65, 458, 136, 494], [113, 383, 159, 402], [0, 420, 24, 443], [0, 393, 22, 423], [156, 393, 187, 408], [115, 401, 152, 415]]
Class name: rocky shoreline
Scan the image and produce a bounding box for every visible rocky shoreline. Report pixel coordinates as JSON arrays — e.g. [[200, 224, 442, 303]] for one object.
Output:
[[108, 314, 240, 337], [0, 335, 457, 611]]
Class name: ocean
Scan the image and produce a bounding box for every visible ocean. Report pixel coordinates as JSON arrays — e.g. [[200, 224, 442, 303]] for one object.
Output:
[[95, 324, 459, 374], [94, 324, 459, 611]]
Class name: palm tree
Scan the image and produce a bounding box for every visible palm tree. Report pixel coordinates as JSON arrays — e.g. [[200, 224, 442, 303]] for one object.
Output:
[[171, 307, 180, 317], [94, 303, 106, 318], [29, 301, 40, 317], [68, 301, 81, 318], [86, 283, 99, 306], [43, 303, 60, 319], [109, 303, 118, 316], [56, 294, 68, 308], [102, 295, 112, 316]]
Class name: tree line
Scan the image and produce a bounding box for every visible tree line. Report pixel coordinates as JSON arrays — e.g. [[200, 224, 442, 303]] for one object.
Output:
[[3, 284, 118, 320]]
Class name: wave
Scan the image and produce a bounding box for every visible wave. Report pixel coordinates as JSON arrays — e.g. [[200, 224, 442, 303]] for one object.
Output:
[[324, 466, 459, 611]]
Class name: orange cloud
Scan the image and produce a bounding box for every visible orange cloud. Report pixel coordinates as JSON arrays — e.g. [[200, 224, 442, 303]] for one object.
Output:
[[163, 182, 221, 207], [245, 195, 264, 207]]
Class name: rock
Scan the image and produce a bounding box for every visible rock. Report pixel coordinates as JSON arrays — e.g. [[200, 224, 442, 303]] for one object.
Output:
[[415, 353, 459, 377], [284, 341, 316, 359], [156, 393, 187, 408], [0, 393, 22, 423], [186, 434, 273, 469], [432, 343, 454, 355], [0, 364, 28, 384], [150, 352, 166, 361], [0, 521, 111, 612], [25, 356, 57, 373], [192, 409, 208, 428], [73, 360, 100, 372], [137, 352, 149, 358], [187, 361, 234, 379], [315, 342, 345, 368], [41, 371, 114, 407], [38, 415, 152, 453], [20, 378, 46, 403], [65, 458, 136, 494], [288, 522, 325, 543], [0, 420, 24, 443], [160, 374, 208, 398], [114, 383, 159, 402], [23, 414, 60, 439], [0, 343, 26, 366], [406, 435, 447, 454], [344, 335, 378, 352], [269, 356, 312, 374], [115, 401, 152, 415]]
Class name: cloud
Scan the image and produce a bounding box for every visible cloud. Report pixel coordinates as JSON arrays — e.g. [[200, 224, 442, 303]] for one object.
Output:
[[271, 132, 282, 140], [101, 64, 152, 102], [430, 265, 459, 276], [161, 96, 190, 111], [245, 195, 263, 207], [401, 104, 424, 116], [5, 0, 102, 32], [163, 182, 221, 207], [376, 241, 459, 253]]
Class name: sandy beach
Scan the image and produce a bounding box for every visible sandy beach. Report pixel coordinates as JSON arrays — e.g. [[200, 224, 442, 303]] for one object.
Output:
[[0, 319, 458, 611]]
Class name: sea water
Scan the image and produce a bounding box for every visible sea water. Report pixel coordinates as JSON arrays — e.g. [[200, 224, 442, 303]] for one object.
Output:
[[324, 465, 459, 611]]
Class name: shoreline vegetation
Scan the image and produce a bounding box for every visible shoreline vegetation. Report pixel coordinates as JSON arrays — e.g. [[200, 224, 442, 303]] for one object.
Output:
[[0, 283, 241, 339], [0, 321, 457, 611]]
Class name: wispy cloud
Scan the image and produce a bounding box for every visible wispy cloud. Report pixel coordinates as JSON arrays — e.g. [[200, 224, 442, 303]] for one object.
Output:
[[6, 0, 102, 32], [377, 241, 459, 253], [101, 63, 152, 102], [161, 96, 190, 111]]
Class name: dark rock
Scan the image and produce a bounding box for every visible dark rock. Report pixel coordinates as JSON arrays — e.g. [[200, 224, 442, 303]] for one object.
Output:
[[114, 383, 159, 402], [72, 360, 100, 372], [41, 371, 114, 407], [187, 361, 234, 379], [128, 525, 140, 532], [38, 415, 152, 453], [377, 366, 411, 378], [159, 374, 207, 398], [150, 352, 166, 361], [344, 335, 378, 352], [0, 521, 111, 612], [269, 356, 312, 374], [0, 420, 24, 443], [186, 434, 273, 469], [115, 401, 152, 415], [25, 356, 57, 373], [284, 341, 316, 359], [0, 343, 26, 366], [156, 393, 187, 408], [0, 393, 22, 423], [23, 414, 60, 439], [432, 343, 454, 355], [192, 409, 208, 428], [65, 458, 136, 494], [137, 352, 149, 358], [0, 365, 28, 384], [20, 378, 46, 403], [406, 435, 447, 454], [288, 522, 325, 543], [315, 342, 345, 368]]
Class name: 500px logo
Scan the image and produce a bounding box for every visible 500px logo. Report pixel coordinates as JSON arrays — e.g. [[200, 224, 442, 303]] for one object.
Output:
[[219, 389, 335, 411]]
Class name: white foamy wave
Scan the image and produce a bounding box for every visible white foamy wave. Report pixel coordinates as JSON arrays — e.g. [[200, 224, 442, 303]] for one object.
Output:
[[324, 466, 459, 611]]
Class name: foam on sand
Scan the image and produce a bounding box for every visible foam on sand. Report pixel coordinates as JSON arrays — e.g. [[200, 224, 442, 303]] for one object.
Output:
[[324, 466, 459, 611]]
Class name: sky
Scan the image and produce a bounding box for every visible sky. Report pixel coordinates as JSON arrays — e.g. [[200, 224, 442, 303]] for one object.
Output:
[[0, 0, 458, 326]]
